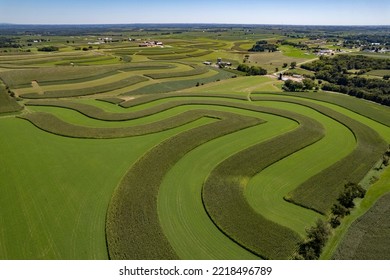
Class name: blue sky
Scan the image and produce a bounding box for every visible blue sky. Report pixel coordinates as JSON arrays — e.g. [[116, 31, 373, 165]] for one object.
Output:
[[1, 0, 389, 25]]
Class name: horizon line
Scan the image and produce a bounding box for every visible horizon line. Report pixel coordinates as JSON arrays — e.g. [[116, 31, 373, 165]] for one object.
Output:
[[1, 22, 390, 27]]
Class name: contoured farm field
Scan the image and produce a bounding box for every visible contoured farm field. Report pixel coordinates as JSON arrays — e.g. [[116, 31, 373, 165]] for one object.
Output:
[[1, 25, 390, 260]]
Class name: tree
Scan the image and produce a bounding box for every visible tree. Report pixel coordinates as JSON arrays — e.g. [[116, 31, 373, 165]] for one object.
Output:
[[382, 155, 389, 168], [303, 78, 315, 90], [337, 182, 366, 208], [331, 203, 350, 218], [306, 219, 331, 248], [329, 216, 341, 228], [337, 188, 355, 208], [290, 62, 297, 69], [297, 219, 331, 259], [282, 63, 288, 68], [283, 80, 304, 92]]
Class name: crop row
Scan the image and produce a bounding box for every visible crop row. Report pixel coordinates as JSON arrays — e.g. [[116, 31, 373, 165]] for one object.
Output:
[[144, 66, 209, 79], [125, 68, 234, 95], [0, 63, 175, 88], [252, 95, 388, 214], [147, 49, 213, 60], [202, 109, 325, 259], [23, 96, 312, 259], [26, 95, 259, 123], [21, 76, 149, 99], [106, 110, 263, 259], [28, 94, 385, 213], [20, 110, 218, 139], [256, 92, 390, 127], [22, 93, 387, 260]]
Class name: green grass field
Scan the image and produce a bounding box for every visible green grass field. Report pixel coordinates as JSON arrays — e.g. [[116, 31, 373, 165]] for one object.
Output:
[[366, 69, 390, 77], [0, 81, 22, 114], [1, 34, 390, 260]]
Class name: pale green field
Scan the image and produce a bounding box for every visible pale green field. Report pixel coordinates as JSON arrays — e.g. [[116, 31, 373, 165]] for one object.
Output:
[[185, 76, 282, 94]]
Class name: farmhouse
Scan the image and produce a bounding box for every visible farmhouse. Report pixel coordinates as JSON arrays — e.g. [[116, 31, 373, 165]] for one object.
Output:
[[139, 41, 164, 47], [317, 49, 334, 56], [216, 58, 232, 67]]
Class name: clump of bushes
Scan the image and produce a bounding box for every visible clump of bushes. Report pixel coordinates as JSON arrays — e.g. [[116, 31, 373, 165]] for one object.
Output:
[[283, 79, 315, 92], [37, 46, 59, 52]]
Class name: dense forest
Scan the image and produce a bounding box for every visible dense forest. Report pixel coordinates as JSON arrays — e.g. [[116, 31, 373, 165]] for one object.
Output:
[[301, 55, 390, 106]]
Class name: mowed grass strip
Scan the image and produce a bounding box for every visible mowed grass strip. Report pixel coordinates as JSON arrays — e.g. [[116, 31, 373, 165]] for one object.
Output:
[[186, 76, 282, 94], [262, 91, 390, 127], [21, 76, 148, 99], [0, 63, 173, 88], [366, 69, 390, 77], [202, 109, 325, 259], [24, 97, 280, 136], [252, 95, 388, 214], [26, 98, 248, 122], [124, 68, 234, 95], [246, 100, 355, 235], [158, 109, 298, 260], [148, 54, 189, 60], [185, 50, 213, 58], [0, 114, 213, 259], [96, 97, 125, 105], [19, 110, 218, 139], [120, 92, 248, 108], [144, 66, 209, 79], [106, 111, 263, 259]]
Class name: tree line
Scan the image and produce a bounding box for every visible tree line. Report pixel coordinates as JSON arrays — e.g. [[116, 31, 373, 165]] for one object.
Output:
[[237, 64, 267, 76], [0, 37, 22, 48], [301, 55, 390, 106], [295, 182, 366, 260], [37, 46, 59, 52]]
